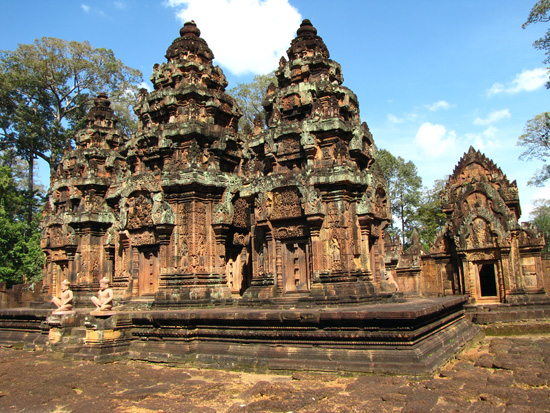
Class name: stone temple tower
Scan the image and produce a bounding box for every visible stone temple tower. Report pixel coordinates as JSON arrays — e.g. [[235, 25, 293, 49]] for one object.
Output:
[[41, 93, 127, 304], [231, 19, 392, 303], [117, 20, 244, 305]]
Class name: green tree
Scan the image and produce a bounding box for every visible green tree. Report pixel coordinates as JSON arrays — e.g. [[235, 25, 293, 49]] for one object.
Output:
[[523, 0, 550, 88], [229, 72, 276, 133], [0, 37, 142, 225], [416, 179, 447, 250], [529, 198, 550, 252], [0, 37, 142, 170], [519, 2, 550, 185], [518, 112, 550, 186], [0, 165, 44, 286], [376, 148, 422, 247]]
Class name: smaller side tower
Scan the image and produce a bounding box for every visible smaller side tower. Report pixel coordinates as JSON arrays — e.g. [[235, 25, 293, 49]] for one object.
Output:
[[40, 93, 127, 306]]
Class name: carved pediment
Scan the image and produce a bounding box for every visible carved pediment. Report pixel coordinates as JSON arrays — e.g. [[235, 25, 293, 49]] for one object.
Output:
[[270, 188, 304, 220], [44, 224, 77, 249], [126, 194, 153, 230], [456, 209, 508, 250]]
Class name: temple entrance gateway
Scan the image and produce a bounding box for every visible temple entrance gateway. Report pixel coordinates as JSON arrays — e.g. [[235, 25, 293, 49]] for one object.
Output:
[[478, 263, 498, 298]]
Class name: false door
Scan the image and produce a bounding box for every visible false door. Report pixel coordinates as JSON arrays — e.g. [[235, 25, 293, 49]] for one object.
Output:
[[282, 242, 309, 292], [139, 248, 159, 296]]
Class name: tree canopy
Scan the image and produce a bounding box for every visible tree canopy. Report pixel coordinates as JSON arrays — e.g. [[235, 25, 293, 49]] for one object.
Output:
[[518, 112, 550, 186], [0, 164, 43, 287], [375, 148, 423, 247], [415, 179, 447, 250], [228, 72, 276, 133], [0, 37, 143, 170], [523, 0, 550, 88], [518, 2, 550, 185], [529, 198, 550, 252]]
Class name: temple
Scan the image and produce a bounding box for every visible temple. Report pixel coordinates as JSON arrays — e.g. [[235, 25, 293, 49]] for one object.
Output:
[[40, 20, 392, 308], [2, 19, 548, 373], [388, 147, 550, 312]]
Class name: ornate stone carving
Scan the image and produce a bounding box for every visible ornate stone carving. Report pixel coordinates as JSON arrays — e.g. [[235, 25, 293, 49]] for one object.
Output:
[[127, 195, 153, 230], [275, 225, 307, 240], [232, 198, 249, 229], [271, 188, 303, 220]]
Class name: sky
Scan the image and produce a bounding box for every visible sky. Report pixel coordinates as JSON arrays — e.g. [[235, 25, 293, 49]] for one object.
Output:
[[2, 0, 549, 220]]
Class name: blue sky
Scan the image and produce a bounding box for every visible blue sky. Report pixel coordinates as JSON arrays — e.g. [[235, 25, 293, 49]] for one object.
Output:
[[2, 0, 548, 219]]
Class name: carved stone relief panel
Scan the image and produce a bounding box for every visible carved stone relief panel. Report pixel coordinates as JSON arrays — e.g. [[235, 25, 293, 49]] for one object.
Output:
[[131, 230, 157, 246], [278, 136, 300, 155], [465, 218, 493, 249], [232, 198, 249, 229], [271, 188, 303, 220], [127, 194, 154, 230], [274, 225, 307, 240]]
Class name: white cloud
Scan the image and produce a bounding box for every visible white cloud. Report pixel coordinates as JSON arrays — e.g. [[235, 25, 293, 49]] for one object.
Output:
[[466, 126, 499, 150], [425, 100, 452, 112], [487, 68, 547, 96], [415, 122, 457, 157], [388, 113, 403, 124], [473, 109, 511, 126], [387, 112, 417, 124], [139, 81, 152, 92], [81, 3, 90, 12], [165, 0, 302, 76], [114, 1, 126, 9]]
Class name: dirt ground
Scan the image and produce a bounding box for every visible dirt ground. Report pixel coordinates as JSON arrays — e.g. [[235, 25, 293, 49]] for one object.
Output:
[[0, 335, 549, 412]]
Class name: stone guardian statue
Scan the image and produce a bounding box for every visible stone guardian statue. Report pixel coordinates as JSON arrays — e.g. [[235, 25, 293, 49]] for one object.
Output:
[[91, 277, 113, 311], [52, 280, 73, 313]]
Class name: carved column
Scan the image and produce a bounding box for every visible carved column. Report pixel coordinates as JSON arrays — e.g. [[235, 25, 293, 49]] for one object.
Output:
[[131, 246, 140, 298], [212, 223, 231, 279], [276, 238, 283, 294], [306, 215, 324, 279]]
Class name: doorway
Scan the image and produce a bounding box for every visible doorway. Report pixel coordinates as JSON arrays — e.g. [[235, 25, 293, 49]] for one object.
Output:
[[478, 263, 498, 297]]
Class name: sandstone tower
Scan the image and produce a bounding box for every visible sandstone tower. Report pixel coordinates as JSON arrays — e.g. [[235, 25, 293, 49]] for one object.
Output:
[[40, 20, 393, 307]]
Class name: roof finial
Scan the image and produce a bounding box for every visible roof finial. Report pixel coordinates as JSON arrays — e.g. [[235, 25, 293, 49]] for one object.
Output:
[[180, 20, 201, 38], [297, 19, 317, 37]]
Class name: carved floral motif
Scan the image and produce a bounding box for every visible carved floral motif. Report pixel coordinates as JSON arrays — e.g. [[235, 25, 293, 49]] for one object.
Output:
[[127, 195, 153, 230], [271, 188, 303, 220]]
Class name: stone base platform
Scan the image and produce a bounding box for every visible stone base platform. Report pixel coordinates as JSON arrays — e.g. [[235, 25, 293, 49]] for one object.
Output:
[[0, 308, 49, 350], [0, 296, 479, 374], [127, 296, 479, 374], [466, 301, 550, 325]]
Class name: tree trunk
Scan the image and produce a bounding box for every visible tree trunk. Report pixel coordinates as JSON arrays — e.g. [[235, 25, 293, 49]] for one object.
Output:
[[26, 152, 34, 236], [400, 203, 405, 246]]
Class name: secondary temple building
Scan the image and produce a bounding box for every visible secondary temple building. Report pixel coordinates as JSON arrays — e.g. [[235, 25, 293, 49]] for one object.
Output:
[[388, 147, 550, 307], [40, 20, 392, 308]]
